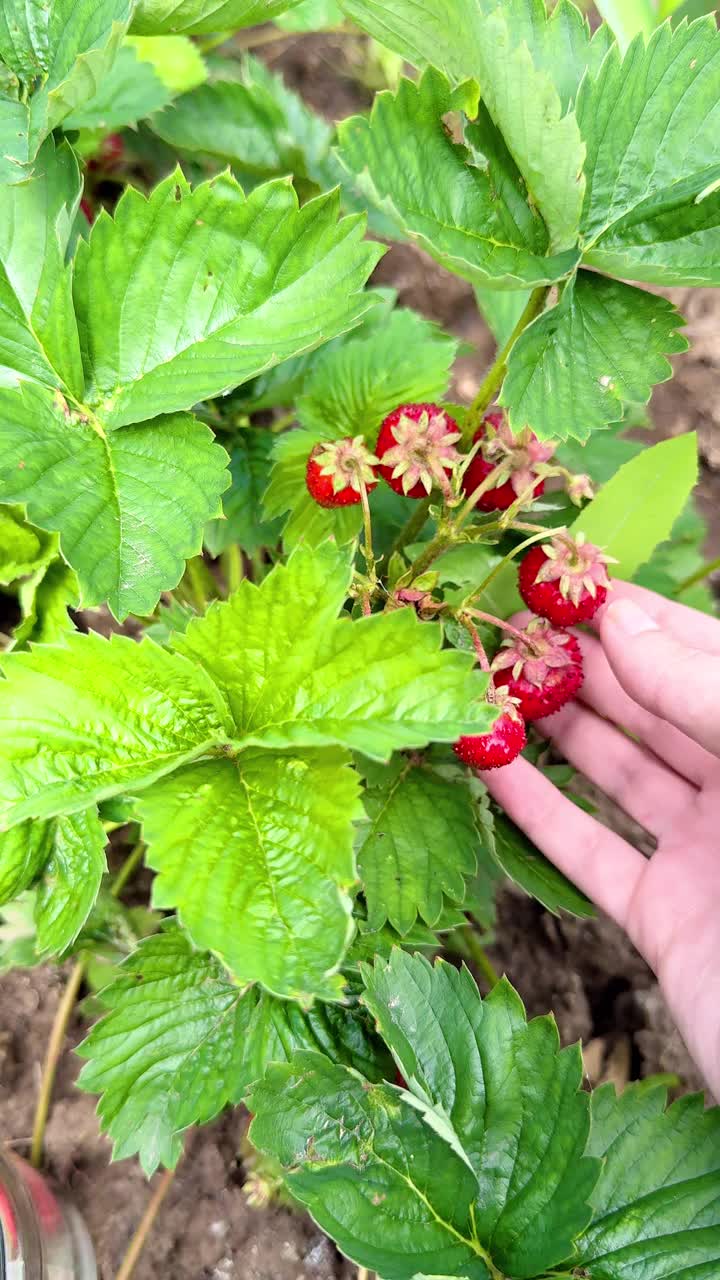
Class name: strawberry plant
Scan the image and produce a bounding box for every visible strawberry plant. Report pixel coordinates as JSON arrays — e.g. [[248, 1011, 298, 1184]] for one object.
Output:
[[1, 1, 720, 1277]]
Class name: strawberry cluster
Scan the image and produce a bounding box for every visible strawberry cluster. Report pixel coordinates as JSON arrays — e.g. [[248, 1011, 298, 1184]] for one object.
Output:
[[303, 403, 608, 773], [304, 402, 460, 508], [455, 532, 612, 770]]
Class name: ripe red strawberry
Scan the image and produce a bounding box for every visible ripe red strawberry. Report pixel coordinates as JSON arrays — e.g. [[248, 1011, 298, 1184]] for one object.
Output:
[[376, 403, 461, 498], [305, 436, 378, 508], [461, 410, 555, 511], [518, 534, 612, 626], [453, 694, 526, 771], [492, 619, 583, 721]]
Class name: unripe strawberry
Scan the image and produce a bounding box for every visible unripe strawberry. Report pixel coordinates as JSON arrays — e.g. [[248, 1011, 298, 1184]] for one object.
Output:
[[453, 692, 526, 771], [461, 410, 555, 511], [376, 403, 461, 498], [518, 534, 612, 626], [492, 619, 583, 721], [305, 436, 378, 508]]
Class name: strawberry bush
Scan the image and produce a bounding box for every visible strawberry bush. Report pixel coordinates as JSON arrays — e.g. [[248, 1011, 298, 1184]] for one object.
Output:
[[1, 0, 720, 1276]]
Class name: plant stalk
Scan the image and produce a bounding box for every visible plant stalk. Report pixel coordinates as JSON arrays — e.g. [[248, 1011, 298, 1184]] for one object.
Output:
[[30, 959, 87, 1168], [464, 528, 551, 610], [464, 286, 549, 435], [115, 1165, 178, 1280], [30, 844, 145, 1169], [462, 924, 501, 990], [221, 544, 243, 595]]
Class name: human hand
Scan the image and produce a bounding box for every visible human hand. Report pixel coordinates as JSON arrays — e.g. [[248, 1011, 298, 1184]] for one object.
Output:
[[481, 582, 720, 1098]]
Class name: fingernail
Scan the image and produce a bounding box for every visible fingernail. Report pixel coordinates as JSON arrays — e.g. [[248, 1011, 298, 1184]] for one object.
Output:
[[603, 598, 659, 637]]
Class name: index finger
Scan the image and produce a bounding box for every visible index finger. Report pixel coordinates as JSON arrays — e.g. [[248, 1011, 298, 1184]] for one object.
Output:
[[593, 580, 720, 654], [480, 756, 646, 928]]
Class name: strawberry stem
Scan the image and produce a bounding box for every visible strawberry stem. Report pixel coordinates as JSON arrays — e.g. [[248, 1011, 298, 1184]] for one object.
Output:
[[464, 529, 551, 609], [464, 286, 550, 436], [464, 608, 536, 651], [458, 615, 491, 672]]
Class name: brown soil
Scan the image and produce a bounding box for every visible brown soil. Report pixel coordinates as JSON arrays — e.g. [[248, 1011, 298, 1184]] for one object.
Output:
[[2, 29, 720, 1280]]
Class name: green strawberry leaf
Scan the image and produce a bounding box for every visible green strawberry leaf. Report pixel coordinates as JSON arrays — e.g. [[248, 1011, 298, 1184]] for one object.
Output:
[[240, 286, 398, 412], [340, 0, 612, 110], [151, 55, 333, 187], [361, 953, 600, 1277], [34, 807, 107, 956], [341, 0, 590, 252], [0, 820, 53, 905], [150, 79, 311, 179], [356, 757, 479, 934], [77, 925, 391, 1174], [251, 1051, 488, 1279], [0, 384, 230, 618], [500, 272, 688, 441], [576, 1082, 720, 1278], [125, 35, 207, 94], [138, 751, 359, 1000], [12, 557, 80, 648], [250, 952, 600, 1280], [74, 171, 383, 428], [488, 808, 595, 919], [130, 0, 303, 36], [578, 19, 720, 248], [584, 186, 720, 288], [62, 44, 172, 131], [297, 307, 457, 438], [0, 630, 233, 829], [337, 70, 578, 289], [25, 0, 133, 157], [0, 95, 31, 186], [0, 138, 83, 395], [570, 432, 699, 579], [204, 431, 282, 557], [264, 307, 457, 548], [0, 505, 55, 585], [173, 543, 494, 759]]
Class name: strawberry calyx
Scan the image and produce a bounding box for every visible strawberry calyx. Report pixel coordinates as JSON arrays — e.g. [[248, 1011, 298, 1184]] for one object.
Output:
[[533, 532, 614, 607], [306, 436, 378, 507], [462, 410, 555, 509], [492, 618, 579, 688], [377, 403, 461, 498]]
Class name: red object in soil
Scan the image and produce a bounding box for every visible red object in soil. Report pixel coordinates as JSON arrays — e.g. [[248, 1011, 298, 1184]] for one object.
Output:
[[518, 538, 611, 626], [376, 403, 461, 498], [492, 621, 584, 721], [454, 704, 527, 771]]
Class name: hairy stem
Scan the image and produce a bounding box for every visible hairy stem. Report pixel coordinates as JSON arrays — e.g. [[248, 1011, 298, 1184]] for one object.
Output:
[[110, 842, 145, 900], [462, 923, 501, 991], [221, 544, 243, 595], [30, 843, 145, 1169], [115, 1165, 178, 1280], [464, 608, 536, 650], [458, 616, 491, 672], [464, 286, 549, 435], [30, 959, 87, 1168], [464, 528, 551, 609]]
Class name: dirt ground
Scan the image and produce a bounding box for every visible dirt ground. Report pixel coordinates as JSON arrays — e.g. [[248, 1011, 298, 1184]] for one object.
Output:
[[1, 29, 720, 1280]]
